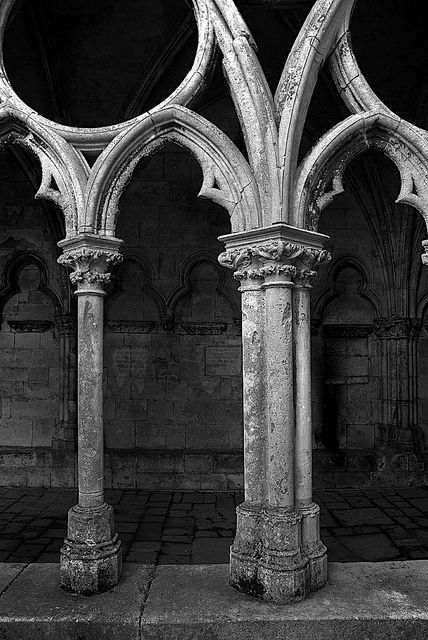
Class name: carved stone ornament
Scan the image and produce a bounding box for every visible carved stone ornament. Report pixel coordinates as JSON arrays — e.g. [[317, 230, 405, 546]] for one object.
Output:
[[106, 321, 155, 334], [7, 320, 54, 333], [58, 247, 123, 294], [374, 318, 421, 340], [323, 324, 374, 338], [218, 242, 330, 281], [179, 322, 227, 335]]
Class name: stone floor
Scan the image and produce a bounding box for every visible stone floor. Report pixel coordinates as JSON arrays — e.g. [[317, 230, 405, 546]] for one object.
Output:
[[0, 486, 426, 564]]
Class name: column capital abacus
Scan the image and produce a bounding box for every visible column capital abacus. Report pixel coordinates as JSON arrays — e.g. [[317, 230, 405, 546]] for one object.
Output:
[[57, 235, 123, 295]]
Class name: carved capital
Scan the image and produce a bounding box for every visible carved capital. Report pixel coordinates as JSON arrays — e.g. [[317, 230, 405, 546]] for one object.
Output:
[[294, 268, 318, 287], [218, 242, 330, 283], [57, 236, 123, 295], [374, 318, 421, 340]]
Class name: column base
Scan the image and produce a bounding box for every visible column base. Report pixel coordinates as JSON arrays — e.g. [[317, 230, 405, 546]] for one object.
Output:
[[257, 507, 310, 603], [60, 503, 122, 596], [299, 502, 328, 591], [230, 502, 263, 597]]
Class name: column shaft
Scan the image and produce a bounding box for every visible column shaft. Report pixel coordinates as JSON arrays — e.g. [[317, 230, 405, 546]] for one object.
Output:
[[241, 280, 266, 505], [294, 283, 312, 507], [77, 291, 105, 508], [263, 274, 295, 508]]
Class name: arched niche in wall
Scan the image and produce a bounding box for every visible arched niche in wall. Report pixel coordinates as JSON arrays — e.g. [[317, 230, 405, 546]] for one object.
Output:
[[0, 254, 63, 484], [168, 253, 240, 335], [314, 258, 378, 455], [105, 256, 164, 332]]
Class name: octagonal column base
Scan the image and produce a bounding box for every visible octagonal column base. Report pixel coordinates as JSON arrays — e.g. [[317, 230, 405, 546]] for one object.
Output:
[[299, 502, 328, 591], [257, 507, 310, 603], [60, 503, 122, 596], [230, 502, 263, 597]]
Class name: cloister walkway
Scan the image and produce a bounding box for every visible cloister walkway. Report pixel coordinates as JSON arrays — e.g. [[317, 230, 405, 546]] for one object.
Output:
[[0, 486, 426, 565]]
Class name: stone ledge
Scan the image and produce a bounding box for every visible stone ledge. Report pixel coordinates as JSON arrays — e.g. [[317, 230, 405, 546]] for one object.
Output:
[[0, 561, 426, 639]]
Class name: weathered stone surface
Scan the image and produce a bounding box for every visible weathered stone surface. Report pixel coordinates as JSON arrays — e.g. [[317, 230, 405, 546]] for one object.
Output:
[[0, 563, 153, 639], [141, 562, 428, 639]]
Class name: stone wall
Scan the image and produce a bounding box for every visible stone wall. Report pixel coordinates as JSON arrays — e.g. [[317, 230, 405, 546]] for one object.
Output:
[[0, 148, 75, 486], [102, 144, 243, 490]]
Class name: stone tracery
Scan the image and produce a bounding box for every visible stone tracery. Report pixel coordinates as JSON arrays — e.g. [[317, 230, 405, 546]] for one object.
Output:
[[0, 0, 427, 604]]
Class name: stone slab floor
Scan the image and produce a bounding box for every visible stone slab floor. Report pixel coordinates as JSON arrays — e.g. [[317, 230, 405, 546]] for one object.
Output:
[[0, 487, 426, 565]]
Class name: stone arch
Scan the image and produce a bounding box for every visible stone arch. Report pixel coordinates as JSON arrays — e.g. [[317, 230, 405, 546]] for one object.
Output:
[[294, 112, 428, 235], [0, 108, 86, 235], [84, 105, 261, 236]]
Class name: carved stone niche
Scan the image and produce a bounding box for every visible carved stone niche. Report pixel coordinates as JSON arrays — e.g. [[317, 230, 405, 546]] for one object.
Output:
[[7, 320, 54, 333]]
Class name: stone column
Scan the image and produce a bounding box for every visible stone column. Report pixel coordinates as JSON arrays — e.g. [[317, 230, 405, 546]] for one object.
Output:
[[57, 235, 123, 595], [219, 254, 266, 596], [219, 224, 330, 604], [293, 268, 327, 591]]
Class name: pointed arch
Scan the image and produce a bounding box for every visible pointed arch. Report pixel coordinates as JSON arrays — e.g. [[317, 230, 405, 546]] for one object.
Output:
[[166, 249, 240, 318], [313, 253, 383, 321], [0, 251, 63, 320], [0, 107, 87, 235], [206, 0, 280, 225], [85, 105, 261, 236], [294, 112, 428, 238], [275, 0, 353, 220]]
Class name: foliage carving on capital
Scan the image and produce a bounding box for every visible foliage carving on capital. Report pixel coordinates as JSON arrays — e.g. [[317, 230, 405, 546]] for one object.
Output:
[[218, 242, 330, 282], [58, 248, 123, 293]]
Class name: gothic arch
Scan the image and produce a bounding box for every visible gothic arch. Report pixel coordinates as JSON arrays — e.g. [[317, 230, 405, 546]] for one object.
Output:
[[0, 108, 86, 235], [85, 105, 261, 236], [294, 112, 428, 233], [0, 251, 63, 321]]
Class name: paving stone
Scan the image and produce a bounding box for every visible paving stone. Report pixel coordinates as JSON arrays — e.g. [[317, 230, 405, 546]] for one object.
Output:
[[408, 497, 428, 511], [161, 542, 192, 556], [331, 507, 394, 527], [343, 534, 401, 561], [0, 487, 426, 568], [128, 541, 161, 552], [401, 507, 423, 517], [191, 537, 233, 564], [158, 555, 190, 564]]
